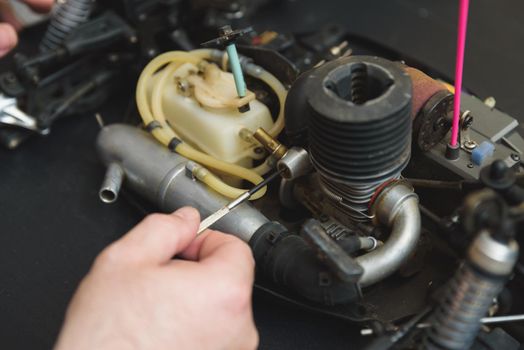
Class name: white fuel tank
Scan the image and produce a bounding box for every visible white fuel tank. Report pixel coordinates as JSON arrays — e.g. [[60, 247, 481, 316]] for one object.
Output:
[[148, 62, 274, 167]]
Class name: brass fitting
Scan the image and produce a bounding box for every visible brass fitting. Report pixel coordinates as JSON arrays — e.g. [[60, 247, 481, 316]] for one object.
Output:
[[253, 127, 288, 159]]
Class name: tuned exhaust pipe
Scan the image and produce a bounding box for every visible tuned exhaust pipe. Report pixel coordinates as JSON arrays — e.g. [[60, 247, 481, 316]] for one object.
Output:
[[96, 124, 269, 242]]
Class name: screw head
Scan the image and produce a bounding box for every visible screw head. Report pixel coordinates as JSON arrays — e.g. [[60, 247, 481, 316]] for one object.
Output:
[[511, 153, 520, 162], [467, 163, 474, 168], [177, 80, 191, 96], [484, 96, 496, 109], [463, 140, 478, 151]]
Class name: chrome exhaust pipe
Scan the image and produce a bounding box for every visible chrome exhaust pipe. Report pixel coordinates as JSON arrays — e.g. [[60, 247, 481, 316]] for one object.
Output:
[[357, 182, 421, 287]]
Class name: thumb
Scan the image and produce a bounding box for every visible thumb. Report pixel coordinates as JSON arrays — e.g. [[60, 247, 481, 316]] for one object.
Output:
[[104, 207, 200, 267]]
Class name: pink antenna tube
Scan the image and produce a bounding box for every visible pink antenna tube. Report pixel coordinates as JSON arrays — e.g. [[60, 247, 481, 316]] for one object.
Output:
[[450, 0, 470, 147]]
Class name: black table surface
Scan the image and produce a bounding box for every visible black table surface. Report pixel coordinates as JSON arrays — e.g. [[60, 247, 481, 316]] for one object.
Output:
[[2, 1, 524, 349]]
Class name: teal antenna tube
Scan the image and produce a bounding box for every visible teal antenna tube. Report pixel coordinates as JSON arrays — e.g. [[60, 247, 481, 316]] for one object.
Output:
[[226, 43, 246, 98], [201, 25, 252, 111]]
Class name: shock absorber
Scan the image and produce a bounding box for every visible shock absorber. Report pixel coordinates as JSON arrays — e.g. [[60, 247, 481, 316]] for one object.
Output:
[[425, 223, 519, 349], [40, 0, 94, 52]]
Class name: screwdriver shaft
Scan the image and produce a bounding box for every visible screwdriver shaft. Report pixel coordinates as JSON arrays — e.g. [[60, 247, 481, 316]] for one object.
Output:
[[197, 170, 282, 235]]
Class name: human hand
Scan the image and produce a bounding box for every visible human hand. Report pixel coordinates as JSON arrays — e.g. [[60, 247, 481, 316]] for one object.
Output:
[[0, 0, 53, 57], [54, 207, 258, 350]]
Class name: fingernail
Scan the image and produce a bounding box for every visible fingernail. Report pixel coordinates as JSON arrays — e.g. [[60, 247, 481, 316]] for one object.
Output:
[[173, 207, 200, 222]]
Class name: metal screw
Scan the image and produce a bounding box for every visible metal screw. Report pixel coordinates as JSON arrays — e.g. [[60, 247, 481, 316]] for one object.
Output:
[[330, 41, 349, 56], [484, 96, 496, 109], [511, 153, 520, 162], [177, 80, 188, 91], [467, 163, 474, 168], [177, 80, 191, 97], [463, 140, 478, 151]]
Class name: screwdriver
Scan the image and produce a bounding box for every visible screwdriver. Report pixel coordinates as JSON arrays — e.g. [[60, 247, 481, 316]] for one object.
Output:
[[197, 170, 282, 235]]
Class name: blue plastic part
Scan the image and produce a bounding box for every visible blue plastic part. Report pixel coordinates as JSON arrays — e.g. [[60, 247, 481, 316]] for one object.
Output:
[[471, 141, 495, 166], [226, 44, 246, 98]]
